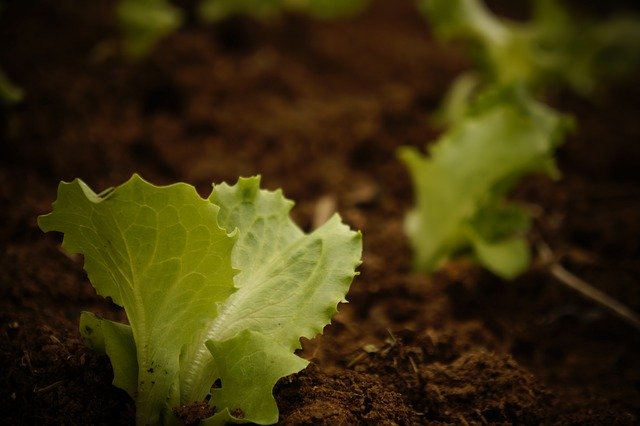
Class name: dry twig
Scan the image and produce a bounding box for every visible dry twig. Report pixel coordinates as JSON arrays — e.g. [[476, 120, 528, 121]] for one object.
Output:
[[537, 239, 640, 331]]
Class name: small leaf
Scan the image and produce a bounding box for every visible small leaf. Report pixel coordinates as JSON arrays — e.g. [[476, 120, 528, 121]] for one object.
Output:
[[0, 68, 23, 105], [203, 330, 308, 425], [465, 228, 531, 279], [199, 0, 282, 22], [118, 0, 183, 57], [198, 0, 368, 22]]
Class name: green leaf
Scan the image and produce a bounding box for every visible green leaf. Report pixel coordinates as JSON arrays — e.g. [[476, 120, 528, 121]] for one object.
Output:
[[295, 0, 369, 20], [467, 230, 531, 279], [39, 175, 237, 425], [0, 68, 23, 105], [198, 0, 368, 22], [199, 0, 282, 22], [399, 86, 570, 279], [117, 0, 183, 57], [199, 0, 247, 22], [39, 175, 361, 425], [464, 203, 532, 278], [208, 177, 361, 347], [203, 330, 308, 425], [434, 71, 481, 127], [418, 0, 508, 45], [179, 176, 362, 422]]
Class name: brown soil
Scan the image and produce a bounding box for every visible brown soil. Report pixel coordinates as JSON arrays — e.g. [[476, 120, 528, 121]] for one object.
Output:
[[2, 0, 640, 424]]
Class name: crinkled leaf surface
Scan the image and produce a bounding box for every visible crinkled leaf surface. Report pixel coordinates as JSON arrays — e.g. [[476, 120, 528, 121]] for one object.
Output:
[[39, 175, 361, 425], [38, 175, 237, 425], [209, 177, 360, 345], [399, 86, 570, 279], [179, 176, 362, 424]]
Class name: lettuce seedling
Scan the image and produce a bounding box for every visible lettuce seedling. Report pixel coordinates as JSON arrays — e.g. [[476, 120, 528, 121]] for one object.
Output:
[[199, 0, 369, 22], [117, 0, 183, 57], [420, 0, 640, 124], [399, 86, 571, 279], [38, 175, 362, 425], [0, 68, 22, 105], [420, 0, 640, 93], [0, 2, 22, 105], [115, 0, 368, 57]]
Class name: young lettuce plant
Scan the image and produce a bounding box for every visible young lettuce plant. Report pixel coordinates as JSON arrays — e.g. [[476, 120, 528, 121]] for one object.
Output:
[[117, 0, 183, 57], [403, 0, 636, 277], [199, 0, 370, 23], [38, 175, 362, 425], [420, 0, 640, 124], [0, 2, 22, 105], [399, 86, 571, 279], [116, 0, 369, 57], [0, 68, 22, 105]]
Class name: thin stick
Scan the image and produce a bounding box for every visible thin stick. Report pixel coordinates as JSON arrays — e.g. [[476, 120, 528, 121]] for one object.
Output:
[[537, 240, 640, 331], [34, 380, 65, 394]]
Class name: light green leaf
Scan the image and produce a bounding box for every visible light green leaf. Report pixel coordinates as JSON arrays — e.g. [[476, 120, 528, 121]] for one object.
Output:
[[198, 0, 368, 22], [208, 177, 361, 347], [117, 0, 183, 57], [178, 176, 362, 422], [467, 231, 531, 280], [199, 0, 283, 22], [295, 0, 369, 20], [464, 202, 532, 278], [0, 68, 23, 105], [203, 330, 308, 425], [38, 174, 237, 425], [434, 71, 481, 127], [399, 86, 570, 279], [418, 0, 508, 46]]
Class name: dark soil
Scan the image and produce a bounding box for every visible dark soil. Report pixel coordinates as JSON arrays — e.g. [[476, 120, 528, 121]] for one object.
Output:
[[2, 0, 640, 424]]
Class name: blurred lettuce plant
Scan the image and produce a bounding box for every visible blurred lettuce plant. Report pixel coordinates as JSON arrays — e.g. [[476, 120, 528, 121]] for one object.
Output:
[[0, 68, 22, 105], [0, 1, 22, 105], [200, 0, 369, 22], [117, 0, 183, 57], [118, 0, 369, 57], [420, 0, 640, 124], [399, 86, 571, 279]]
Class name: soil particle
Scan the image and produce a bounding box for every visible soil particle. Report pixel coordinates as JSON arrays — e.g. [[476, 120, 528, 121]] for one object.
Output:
[[0, 312, 134, 424], [173, 400, 216, 425], [346, 328, 548, 424], [276, 364, 418, 425]]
